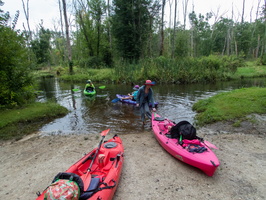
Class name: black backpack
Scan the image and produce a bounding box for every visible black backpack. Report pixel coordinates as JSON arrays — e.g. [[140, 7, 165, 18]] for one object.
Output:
[[170, 121, 197, 140]]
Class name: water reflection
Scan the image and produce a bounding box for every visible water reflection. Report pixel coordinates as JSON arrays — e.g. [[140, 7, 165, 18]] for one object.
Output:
[[37, 77, 265, 135]]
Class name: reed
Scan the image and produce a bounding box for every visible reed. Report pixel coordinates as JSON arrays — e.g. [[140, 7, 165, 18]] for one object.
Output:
[[112, 55, 244, 84], [42, 56, 265, 84]]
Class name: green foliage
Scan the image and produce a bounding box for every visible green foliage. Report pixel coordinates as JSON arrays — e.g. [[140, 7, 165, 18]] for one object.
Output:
[[78, 56, 105, 68], [0, 26, 33, 107], [234, 22, 252, 58], [174, 30, 190, 58], [59, 68, 112, 83], [112, 0, 158, 62], [192, 87, 266, 126], [48, 56, 264, 84], [30, 25, 52, 65], [189, 11, 213, 56], [0, 1, 9, 26], [111, 55, 245, 84], [261, 53, 266, 65]]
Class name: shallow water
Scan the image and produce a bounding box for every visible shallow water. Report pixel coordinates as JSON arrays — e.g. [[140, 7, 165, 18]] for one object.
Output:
[[37, 77, 265, 135]]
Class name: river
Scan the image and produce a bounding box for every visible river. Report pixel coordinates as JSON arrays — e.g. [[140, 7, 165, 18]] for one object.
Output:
[[37, 77, 265, 135]]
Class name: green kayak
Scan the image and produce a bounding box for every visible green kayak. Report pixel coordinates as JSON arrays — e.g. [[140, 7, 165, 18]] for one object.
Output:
[[83, 88, 96, 96]]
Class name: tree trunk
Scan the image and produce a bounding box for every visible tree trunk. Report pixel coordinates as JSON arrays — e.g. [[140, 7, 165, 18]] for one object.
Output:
[[249, 0, 261, 57], [255, 34, 260, 58], [58, 0, 65, 37], [62, 0, 73, 74], [107, 0, 112, 49], [159, 0, 165, 56], [226, 29, 230, 55], [21, 0, 31, 41], [260, 0, 265, 58], [168, 0, 172, 52], [168, 0, 172, 28], [241, 0, 245, 24], [171, 0, 177, 58], [77, 11, 94, 56], [182, 0, 189, 30], [97, 20, 101, 57], [58, 0, 67, 63]]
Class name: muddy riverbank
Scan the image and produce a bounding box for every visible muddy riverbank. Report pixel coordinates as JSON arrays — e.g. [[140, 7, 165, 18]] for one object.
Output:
[[0, 119, 265, 200]]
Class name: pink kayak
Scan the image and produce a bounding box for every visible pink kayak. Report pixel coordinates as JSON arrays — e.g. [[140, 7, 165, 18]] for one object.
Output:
[[151, 113, 220, 176]]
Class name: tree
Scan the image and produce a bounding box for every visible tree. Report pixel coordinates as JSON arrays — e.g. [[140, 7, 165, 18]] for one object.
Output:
[[189, 11, 213, 56], [89, 0, 106, 57], [112, 0, 154, 61], [0, 7, 33, 107], [30, 24, 52, 65], [73, 0, 111, 67], [212, 18, 234, 55]]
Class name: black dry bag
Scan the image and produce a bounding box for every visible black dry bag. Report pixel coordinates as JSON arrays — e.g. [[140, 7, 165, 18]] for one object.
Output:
[[170, 121, 197, 140]]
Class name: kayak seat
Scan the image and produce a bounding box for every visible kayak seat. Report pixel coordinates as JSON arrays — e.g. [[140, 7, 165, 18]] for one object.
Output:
[[79, 177, 100, 200], [165, 134, 172, 138], [154, 117, 165, 121], [86, 87, 94, 92]]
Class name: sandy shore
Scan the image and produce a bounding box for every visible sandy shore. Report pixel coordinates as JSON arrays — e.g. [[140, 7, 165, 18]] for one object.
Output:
[[0, 121, 265, 200]]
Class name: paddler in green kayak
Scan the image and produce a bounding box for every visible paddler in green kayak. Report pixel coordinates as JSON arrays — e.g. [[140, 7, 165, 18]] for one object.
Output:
[[85, 80, 95, 92]]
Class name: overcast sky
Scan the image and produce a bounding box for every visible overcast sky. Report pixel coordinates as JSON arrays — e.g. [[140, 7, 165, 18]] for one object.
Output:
[[2, 0, 261, 31]]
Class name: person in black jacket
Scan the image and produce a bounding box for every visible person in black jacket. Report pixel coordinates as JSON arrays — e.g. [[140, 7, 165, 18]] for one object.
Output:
[[136, 80, 156, 125]]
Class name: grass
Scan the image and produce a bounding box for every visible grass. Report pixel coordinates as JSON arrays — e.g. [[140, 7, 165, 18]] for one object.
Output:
[[59, 68, 113, 83], [0, 102, 69, 140], [192, 87, 266, 126], [232, 61, 266, 79]]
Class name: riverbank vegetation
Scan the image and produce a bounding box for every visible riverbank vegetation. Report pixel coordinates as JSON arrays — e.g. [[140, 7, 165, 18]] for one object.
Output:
[[1, 1, 266, 139], [192, 87, 266, 126], [0, 102, 69, 140], [34, 58, 266, 85]]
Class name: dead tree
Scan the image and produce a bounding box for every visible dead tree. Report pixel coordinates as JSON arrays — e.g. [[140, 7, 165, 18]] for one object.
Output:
[[171, 0, 177, 58], [21, 0, 31, 40], [159, 0, 166, 56], [62, 0, 73, 74], [182, 0, 189, 30], [241, 0, 246, 23]]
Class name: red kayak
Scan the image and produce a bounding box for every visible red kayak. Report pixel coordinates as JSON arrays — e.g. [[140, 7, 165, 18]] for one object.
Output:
[[36, 130, 124, 200], [151, 113, 219, 176]]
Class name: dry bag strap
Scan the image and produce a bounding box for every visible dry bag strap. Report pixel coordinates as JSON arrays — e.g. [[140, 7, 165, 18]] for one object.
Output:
[[84, 179, 116, 193]]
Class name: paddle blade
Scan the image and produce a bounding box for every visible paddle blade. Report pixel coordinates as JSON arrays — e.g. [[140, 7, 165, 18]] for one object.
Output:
[[101, 129, 110, 136], [111, 98, 121, 103], [83, 172, 92, 188], [98, 86, 106, 89], [72, 89, 80, 92], [204, 141, 218, 149]]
